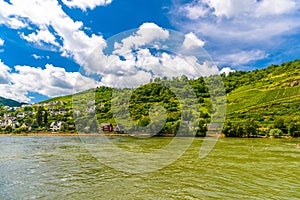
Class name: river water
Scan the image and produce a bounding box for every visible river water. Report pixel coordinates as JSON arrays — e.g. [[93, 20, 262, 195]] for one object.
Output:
[[0, 136, 299, 199]]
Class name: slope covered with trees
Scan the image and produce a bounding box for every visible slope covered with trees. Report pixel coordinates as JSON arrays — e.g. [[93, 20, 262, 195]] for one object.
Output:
[[1, 60, 299, 137]]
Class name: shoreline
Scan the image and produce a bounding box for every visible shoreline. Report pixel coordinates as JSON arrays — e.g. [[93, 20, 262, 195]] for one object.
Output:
[[0, 132, 299, 138]]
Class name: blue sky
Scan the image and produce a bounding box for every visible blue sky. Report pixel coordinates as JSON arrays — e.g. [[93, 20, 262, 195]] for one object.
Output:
[[0, 0, 300, 103]]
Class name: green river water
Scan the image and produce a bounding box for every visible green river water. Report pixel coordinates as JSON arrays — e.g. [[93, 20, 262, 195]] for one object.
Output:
[[0, 136, 299, 199]]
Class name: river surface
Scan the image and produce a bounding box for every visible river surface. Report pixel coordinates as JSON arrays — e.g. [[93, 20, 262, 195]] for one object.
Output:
[[0, 136, 299, 199]]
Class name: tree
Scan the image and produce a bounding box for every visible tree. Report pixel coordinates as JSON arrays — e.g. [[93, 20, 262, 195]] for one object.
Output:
[[36, 107, 43, 127], [5, 126, 12, 133], [196, 119, 207, 137], [274, 118, 286, 133], [244, 118, 258, 137], [287, 121, 297, 136], [43, 110, 48, 126]]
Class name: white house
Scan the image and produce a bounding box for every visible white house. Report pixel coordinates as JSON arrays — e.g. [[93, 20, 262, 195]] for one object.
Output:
[[49, 121, 64, 132], [16, 112, 25, 118]]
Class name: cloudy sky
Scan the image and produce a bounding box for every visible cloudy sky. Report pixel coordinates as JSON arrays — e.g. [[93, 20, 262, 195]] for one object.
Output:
[[0, 0, 300, 103]]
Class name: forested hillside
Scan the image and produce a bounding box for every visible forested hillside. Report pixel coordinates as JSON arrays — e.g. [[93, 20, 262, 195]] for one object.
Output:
[[1, 60, 299, 137]]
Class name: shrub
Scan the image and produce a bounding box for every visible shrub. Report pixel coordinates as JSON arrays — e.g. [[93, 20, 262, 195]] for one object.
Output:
[[269, 128, 283, 137]]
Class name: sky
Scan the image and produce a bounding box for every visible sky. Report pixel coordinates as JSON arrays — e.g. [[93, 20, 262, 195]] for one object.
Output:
[[0, 0, 300, 103]]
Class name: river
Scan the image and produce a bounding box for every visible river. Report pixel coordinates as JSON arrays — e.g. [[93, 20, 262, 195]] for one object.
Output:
[[0, 136, 299, 199]]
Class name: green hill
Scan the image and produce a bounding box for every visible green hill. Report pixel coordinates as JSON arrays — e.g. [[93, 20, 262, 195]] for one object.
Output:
[[31, 59, 300, 137], [0, 96, 22, 107], [224, 61, 299, 120], [222, 60, 300, 136]]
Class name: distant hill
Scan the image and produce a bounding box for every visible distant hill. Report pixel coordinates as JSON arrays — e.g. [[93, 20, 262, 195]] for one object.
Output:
[[0, 96, 22, 107]]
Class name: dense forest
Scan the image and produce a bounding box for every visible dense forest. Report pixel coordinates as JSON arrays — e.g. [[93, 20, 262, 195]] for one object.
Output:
[[1, 59, 299, 137]]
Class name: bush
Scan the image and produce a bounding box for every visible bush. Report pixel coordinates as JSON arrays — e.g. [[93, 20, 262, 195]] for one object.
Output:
[[269, 128, 283, 137]]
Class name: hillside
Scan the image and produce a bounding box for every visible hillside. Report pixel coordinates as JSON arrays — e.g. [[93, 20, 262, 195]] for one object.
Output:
[[1, 60, 299, 137], [224, 60, 300, 123], [222, 60, 300, 136], [0, 96, 22, 107], [36, 60, 300, 136]]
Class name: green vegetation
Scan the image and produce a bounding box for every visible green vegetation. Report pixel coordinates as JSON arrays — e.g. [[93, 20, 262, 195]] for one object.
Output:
[[0, 96, 22, 107], [223, 59, 300, 137], [0, 59, 299, 137]]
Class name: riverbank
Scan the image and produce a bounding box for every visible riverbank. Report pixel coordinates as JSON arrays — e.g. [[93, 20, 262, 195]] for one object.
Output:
[[0, 132, 132, 137], [0, 132, 298, 138]]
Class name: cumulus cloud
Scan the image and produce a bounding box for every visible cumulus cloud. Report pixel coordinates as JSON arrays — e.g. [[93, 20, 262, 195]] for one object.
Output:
[[0, 61, 98, 102], [113, 23, 170, 55], [220, 67, 235, 76], [83, 23, 218, 88], [21, 27, 59, 47], [61, 0, 112, 11], [0, 0, 107, 72], [183, 32, 205, 49], [0, 60, 11, 84]]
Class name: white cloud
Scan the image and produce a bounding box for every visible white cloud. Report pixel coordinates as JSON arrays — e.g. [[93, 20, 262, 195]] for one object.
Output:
[[0, 60, 11, 84], [21, 27, 59, 47], [7, 17, 27, 29], [0, 61, 99, 102], [32, 54, 41, 59], [220, 67, 235, 76], [0, 38, 4, 46], [98, 47, 218, 88], [61, 0, 112, 11], [218, 50, 268, 66], [183, 32, 205, 49], [183, 3, 209, 20], [201, 0, 297, 18], [83, 23, 219, 88], [255, 0, 297, 17], [32, 54, 50, 60], [204, 0, 256, 18], [0, 0, 107, 72], [113, 23, 170, 55]]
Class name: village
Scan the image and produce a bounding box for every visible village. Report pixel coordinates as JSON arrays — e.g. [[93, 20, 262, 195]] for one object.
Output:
[[0, 101, 76, 134], [0, 99, 127, 134]]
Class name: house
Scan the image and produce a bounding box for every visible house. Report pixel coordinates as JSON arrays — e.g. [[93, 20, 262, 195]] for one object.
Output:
[[115, 123, 125, 132], [11, 121, 19, 129], [4, 113, 12, 119], [68, 124, 76, 131], [27, 111, 35, 116], [1, 119, 12, 128], [59, 108, 67, 115], [16, 112, 25, 118], [50, 111, 59, 116], [21, 123, 32, 131], [100, 123, 113, 132], [0, 120, 4, 128], [50, 121, 64, 132]]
